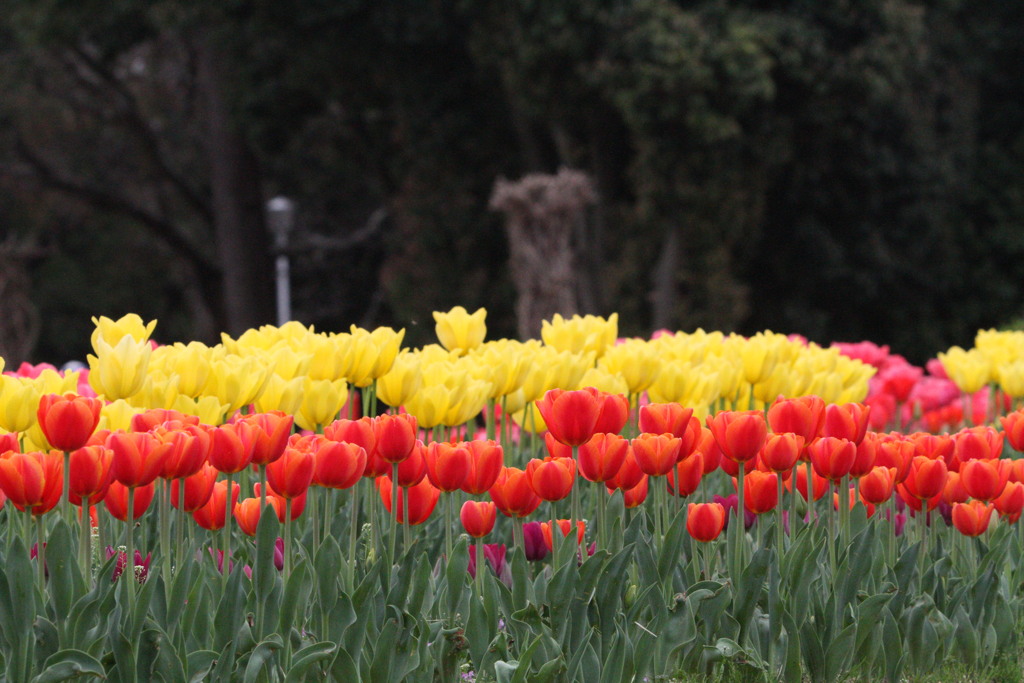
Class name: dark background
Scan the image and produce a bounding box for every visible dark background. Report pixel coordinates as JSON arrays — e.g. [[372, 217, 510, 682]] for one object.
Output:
[[1, 0, 1022, 366]]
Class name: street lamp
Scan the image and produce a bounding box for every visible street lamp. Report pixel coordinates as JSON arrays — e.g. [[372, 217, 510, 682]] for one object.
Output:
[[266, 196, 295, 326]]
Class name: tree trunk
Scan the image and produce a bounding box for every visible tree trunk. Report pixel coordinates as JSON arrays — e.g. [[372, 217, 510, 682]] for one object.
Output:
[[196, 33, 276, 336]]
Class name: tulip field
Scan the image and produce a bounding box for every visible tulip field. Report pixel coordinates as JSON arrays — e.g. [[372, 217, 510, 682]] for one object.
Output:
[[4, 311, 1024, 682]]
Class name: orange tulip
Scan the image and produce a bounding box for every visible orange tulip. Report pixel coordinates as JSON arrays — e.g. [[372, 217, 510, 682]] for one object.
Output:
[[619, 476, 649, 508], [759, 433, 803, 473], [835, 487, 874, 516], [237, 411, 294, 466], [266, 435, 316, 500], [849, 431, 879, 478], [158, 423, 211, 480], [374, 413, 418, 464], [742, 470, 778, 515], [822, 403, 871, 445], [131, 409, 198, 432], [899, 456, 948, 501], [605, 446, 644, 492], [425, 441, 471, 492], [541, 519, 586, 550], [767, 395, 825, 444], [108, 430, 172, 488], [809, 437, 856, 482], [461, 439, 504, 495], [951, 500, 994, 537], [170, 463, 218, 512], [858, 466, 897, 505], [324, 416, 377, 455], [910, 432, 955, 467], [536, 388, 601, 447], [577, 433, 629, 483], [1000, 411, 1024, 452], [593, 391, 629, 435], [460, 500, 497, 538], [953, 426, 1003, 470], [209, 422, 254, 475], [631, 433, 682, 477], [255, 482, 307, 521], [489, 466, 542, 518], [313, 441, 366, 490], [694, 427, 722, 475], [785, 463, 829, 502], [37, 393, 103, 451], [960, 458, 1009, 502], [391, 441, 427, 487], [706, 410, 767, 463], [994, 481, 1024, 523], [639, 403, 694, 439], [193, 480, 241, 531], [686, 502, 726, 542], [941, 472, 970, 506], [377, 476, 440, 525], [0, 449, 63, 515], [667, 452, 704, 497], [526, 456, 576, 502], [875, 435, 914, 483], [105, 480, 156, 522], [234, 496, 283, 536], [68, 444, 112, 505]]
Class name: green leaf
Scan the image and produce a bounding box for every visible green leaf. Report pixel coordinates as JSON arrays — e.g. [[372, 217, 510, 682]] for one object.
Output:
[[445, 537, 469, 621], [242, 635, 283, 683], [46, 520, 85, 624], [657, 508, 688, 586], [733, 547, 770, 639], [30, 648, 105, 683], [823, 623, 856, 682], [253, 504, 281, 606], [330, 646, 360, 683], [214, 562, 249, 651], [277, 559, 312, 642], [185, 650, 219, 683], [285, 642, 335, 683]]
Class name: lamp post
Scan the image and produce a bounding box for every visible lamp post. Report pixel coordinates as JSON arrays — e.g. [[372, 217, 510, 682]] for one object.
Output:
[[266, 196, 295, 326]]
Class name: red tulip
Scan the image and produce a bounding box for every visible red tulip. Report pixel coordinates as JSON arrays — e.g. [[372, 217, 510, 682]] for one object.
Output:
[[255, 482, 307, 521], [785, 464, 829, 502], [706, 410, 767, 463], [460, 500, 497, 538], [526, 456, 576, 502], [742, 470, 778, 515], [960, 458, 1009, 502], [374, 413, 418, 464], [461, 440, 504, 495], [266, 435, 316, 500], [237, 411, 294, 466], [208, 422, 254, 475], [68, 444, 112, 505], [910, 432, 955, 467], [619, 476, 649, 508], [0, 450, 63, 515], [759, 433, 803, 473], [605, 446, 644, 492], [899, 456, 948, 501], [108, 430, 172, 488], [536, 388, 601, 447], [313, 441, 366, 490], [324, 416, 377, 455], [952, 500, 994, 537], [36, 393, 102, 451], [875, 435, 914, 483], [686, 502, 727, 542], [667, 453, 704, 497], [767, 395, 825, 444], [835, 486, 874, 516], [639, 403, 694, 438], [941, 472, 970, 506], [105, 480, 156, 522], [809, 437, 856, 482], [158, 424, 211, 480], [170, 464, 218, 512], [631, 433, 683, 477], [130, 409, 198, 432], [234, 496, 283, 536], [193, 480, 241, 531], [391, 441, 427, 487], [694, 427, 722, 475], [377, 476, 439, 525], [994, 481, 1024, 523], [543, 432, 573, 459], [718, 452, 757, 478], [425, 441, 471, 492], [593, 392, 629, 435], [953, 426, 1003, 469], [577, 433, 629, 483], [541, 519, 586, 550], [1000, 411, 1024, 452], [821, 403, 871, 445], [489, 467, 542, 518], [859, 467, 897, 505], [849, 431, 879, 478]]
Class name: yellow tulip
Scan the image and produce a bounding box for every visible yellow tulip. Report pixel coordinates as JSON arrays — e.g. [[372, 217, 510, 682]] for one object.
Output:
[[99, 399, 144, 432], [307, 333, 350, 381], [999, 360, 1024, 399], [443, 379, 491, 427], [173, 395, 230, 426], [0, 376, 41, 432], [471, 340, 531, 399], [154, 342, 214, 398], [502, 388, 527, 416], [87, 335, 152, 400], [295, 378, 350, 432], [377, 351, 423, 408], [510, 401, 548, 435], [127, 373, 181, 410], [265, 346, 312, 380], [541, 313, 618, 359], [578, 367, 629, 396], [939, 347, 991, 394], [203, 356, 271, 415], [254, 375, 305, 416], [90, 313, 157, 354], [404, 384, 452, 430], [433, 306, 487, 355], [598, 339, 660, 393]]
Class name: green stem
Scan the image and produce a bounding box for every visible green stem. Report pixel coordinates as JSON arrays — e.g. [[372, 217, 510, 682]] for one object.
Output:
[[402, 486, 411, 553], [389, 463, 399, 566], [776, 473, 785, 552], [570, 445, 580, 537], [284, 498, 293, 581], [126, 486, 136, 614], [79, 500, 92, 579], [348, 484, 361, 589], [474, 536, 484, 599], [512, 518, 524, 552], [445, 492, 454, 560], [737, 465, 746, 566], [222, 473, 233, 582], [36, 513, 46, 594], [62, 450, 71, 526], [160, 480, 172, 592]]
